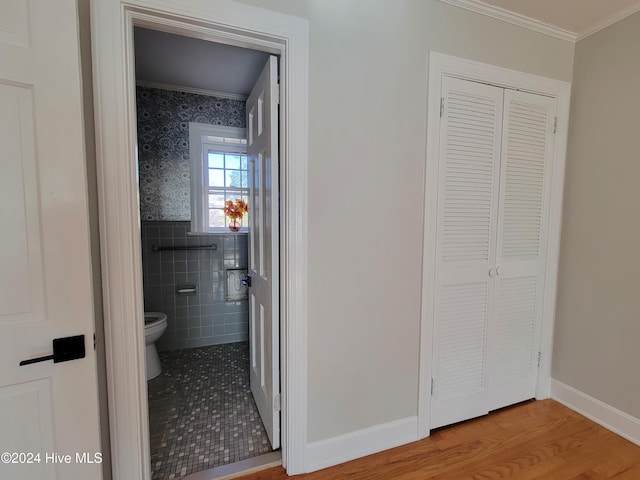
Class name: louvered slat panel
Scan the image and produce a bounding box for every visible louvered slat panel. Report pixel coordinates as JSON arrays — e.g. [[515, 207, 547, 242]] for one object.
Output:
[[441, 89, 499, 263], [438, 282, 488, 400], [500, 100, 550, 258], [494, 277, 537, 384]]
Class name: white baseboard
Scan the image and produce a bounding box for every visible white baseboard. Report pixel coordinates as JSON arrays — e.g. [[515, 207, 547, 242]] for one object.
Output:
[[305, 416, 419, 473], [551, 379, 640, 446]]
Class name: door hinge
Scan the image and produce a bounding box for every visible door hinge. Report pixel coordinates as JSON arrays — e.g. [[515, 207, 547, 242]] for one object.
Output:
[[431, 378, 435, 395], [274, 393, 281, 411], [538, 352, 542, 367], [274, 83, 280, 105], [553, 116, 558, 134], [93, 333, 96, 350], [440, 97, 444, 118]]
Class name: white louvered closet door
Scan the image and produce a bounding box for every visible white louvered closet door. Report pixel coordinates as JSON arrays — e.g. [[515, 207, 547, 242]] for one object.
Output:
[[431, 78, 557, 429], [487, 90, 556, 411], [431, 77, 504, 429]]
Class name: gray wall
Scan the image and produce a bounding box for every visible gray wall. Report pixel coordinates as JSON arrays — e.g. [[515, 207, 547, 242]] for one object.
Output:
[[236, 0, 575, 443], [80, 0, 577, 451], [553, 12, 640, 418], [141, 222, 249, 351]]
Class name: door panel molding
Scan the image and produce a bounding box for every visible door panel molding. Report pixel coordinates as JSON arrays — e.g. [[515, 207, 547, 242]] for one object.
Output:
[[90, 1, 309, 477], [418, 52, 571, 438]]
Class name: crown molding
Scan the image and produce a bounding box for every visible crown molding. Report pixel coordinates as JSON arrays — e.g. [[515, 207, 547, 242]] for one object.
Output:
[[135, 79, 248, 101], [577, 0, 640, 41], [440, 0, 577, 43]]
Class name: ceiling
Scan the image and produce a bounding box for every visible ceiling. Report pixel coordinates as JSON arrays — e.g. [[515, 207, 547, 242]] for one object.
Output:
[[134, 27, 270, 98], [455, 0, 640, 39]]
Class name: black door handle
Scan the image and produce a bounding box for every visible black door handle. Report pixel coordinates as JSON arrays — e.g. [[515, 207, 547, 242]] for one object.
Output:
[[242, 274, 252, 288], [20, 335, 86, 366]]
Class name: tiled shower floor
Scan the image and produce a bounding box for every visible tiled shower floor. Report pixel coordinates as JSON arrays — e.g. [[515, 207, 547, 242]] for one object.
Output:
[[147, 342, 273, 480]]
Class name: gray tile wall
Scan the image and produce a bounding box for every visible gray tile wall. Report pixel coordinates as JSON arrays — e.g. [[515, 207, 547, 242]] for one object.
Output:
[[141, 221, 248, 351]]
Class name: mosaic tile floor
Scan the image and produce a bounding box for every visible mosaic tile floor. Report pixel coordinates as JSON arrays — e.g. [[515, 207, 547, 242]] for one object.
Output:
[[148, 342, 273, 480]]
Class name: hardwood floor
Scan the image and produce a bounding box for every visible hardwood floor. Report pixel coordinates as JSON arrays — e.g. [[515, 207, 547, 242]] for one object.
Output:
[[237, 400, 640, 479]]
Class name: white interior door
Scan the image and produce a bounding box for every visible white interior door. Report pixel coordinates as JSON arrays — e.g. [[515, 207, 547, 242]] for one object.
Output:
[[247, 55, 280, 450], [0, 1, 102, 479]]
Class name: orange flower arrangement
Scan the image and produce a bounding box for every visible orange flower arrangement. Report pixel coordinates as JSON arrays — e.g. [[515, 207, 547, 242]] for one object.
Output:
[[223, 198, 248, 231]]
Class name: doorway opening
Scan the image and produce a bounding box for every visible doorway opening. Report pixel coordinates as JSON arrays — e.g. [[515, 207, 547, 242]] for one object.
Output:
[[133, 27, 281, 479]]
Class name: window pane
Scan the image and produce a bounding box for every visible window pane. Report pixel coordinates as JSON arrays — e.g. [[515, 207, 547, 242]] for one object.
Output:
[[208, 193, 225, 208], [241, 170, 248, 188], [209, 169, 225, 187], [226, 154, 241, 170], [208, 153, 224, 169], [241, 156, 248, 170], [208, 208, 225, 228], [226, 170, 242, 188]]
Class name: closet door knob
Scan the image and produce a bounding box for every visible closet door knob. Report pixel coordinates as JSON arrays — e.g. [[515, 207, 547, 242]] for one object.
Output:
[[488, 268, 497, 278], [496, 266, 504, 276]]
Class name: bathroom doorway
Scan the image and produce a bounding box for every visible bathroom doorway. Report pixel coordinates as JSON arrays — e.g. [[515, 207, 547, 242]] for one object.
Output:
[[133, 27, 281, 479]]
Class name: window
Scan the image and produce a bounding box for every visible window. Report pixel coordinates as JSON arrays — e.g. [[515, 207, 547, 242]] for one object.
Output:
[[189, 123, 248, 233]]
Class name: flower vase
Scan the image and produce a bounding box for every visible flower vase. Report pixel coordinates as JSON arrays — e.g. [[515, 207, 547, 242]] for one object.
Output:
[[229, 218, 241, 232]]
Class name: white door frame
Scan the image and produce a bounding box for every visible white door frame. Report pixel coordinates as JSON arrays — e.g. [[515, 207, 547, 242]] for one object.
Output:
[[417, 52, 571, 438], [90, 1, 309, 478]]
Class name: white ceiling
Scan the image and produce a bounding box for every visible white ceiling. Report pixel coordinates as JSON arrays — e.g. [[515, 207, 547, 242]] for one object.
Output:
[[465, 0, 640, 39], [134, 27, 270, 97]]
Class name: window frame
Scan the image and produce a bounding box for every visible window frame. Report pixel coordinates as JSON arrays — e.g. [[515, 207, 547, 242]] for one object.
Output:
[[189, 123, 248, 234]]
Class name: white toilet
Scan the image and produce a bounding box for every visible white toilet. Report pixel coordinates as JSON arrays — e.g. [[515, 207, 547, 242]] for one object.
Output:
[[144, 312, 168, 380]]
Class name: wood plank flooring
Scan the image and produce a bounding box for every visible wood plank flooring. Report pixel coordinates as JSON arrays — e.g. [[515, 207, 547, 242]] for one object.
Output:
[[237, 400, 640, 479]]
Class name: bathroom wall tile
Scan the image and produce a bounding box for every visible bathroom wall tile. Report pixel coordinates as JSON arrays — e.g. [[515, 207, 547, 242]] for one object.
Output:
[[199, 270, 212, 283], [175, 329, 189, 341], [224, 323, 238, 335], [200, 316, 213, 327], [161, 271, 175, 285], [200, 293, 214, 306], [159, 225, 173, 238], [146, 273, 162, 287], [160, 285, 174, 298], [213, 326, 225, 337], [186, 272, 199, 283], [173, 250, 187, 262], [187, 260, 199, 272], [147, 261, 162, 275], [142, 220, 249, 352], [212, 291, 225, 303], [201, 326, 214, 337], [175, 296, 188, 307], [145, 226, 159, 239]]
